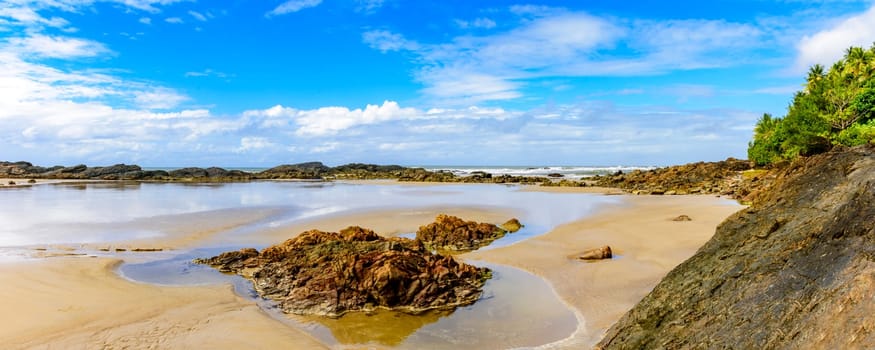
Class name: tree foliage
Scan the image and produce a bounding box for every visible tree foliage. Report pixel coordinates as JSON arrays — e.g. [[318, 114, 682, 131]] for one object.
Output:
[[748, 44, 875, 165]]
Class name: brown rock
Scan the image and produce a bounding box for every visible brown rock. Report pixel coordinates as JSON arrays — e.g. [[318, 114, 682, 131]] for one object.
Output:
[[196, 226, 491, 317], [500, 218, 524, 233], [416, 214, 513, 252], [579, 245, 612, 260], [672, 215, 692, 221], [131, 248, 163, 252]]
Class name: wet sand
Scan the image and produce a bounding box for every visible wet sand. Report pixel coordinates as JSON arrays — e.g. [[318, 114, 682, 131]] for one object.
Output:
[[466, 193, 742, 347], [0, 258, 326, 349], [0, 183, 741, 349]]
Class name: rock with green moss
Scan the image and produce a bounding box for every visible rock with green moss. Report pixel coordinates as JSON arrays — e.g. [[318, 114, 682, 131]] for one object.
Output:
[[196, 226, 491, 317]]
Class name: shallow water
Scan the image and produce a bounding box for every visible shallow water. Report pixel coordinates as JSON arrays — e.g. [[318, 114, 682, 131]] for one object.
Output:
[[0, 181, 621, 348], [120, 254, 577, 349], [0, 181, 620, 248]]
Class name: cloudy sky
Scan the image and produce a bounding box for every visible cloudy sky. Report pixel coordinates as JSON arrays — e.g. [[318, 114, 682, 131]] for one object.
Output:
[[1, 0, 874, 167]]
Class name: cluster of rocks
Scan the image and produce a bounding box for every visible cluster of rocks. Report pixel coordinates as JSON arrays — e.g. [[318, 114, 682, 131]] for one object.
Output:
[[398, 170, 546, 184], [3, 159, 781, 204], [197, 216, 522, 317], [588, 158, 780, 202], [415, 215, 522, 252], [597, 145, 875, 349], [0, 160, 551, 184], [0, 161, 252, 181]]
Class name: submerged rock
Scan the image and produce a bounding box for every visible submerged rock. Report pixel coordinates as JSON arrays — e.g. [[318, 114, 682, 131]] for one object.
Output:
[[196, 226, 491, 317], [579, 246, 612, 260], [598, 145, 875, 349], [416, 214, 515, 252]]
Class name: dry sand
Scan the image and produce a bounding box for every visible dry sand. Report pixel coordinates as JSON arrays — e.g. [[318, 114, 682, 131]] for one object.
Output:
[[0, 184, 741, 349]]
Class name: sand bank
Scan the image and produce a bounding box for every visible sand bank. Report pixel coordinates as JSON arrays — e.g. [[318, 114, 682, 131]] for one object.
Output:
[[0, 258, 326, 349], [466, 194, 742, 347]]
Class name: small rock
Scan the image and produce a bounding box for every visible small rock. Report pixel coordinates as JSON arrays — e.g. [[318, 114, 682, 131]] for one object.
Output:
[[579, 245, 612, 260], [672, 215, 692, 221], [7, 181, 15, 185], [500, 218, 523, 233]]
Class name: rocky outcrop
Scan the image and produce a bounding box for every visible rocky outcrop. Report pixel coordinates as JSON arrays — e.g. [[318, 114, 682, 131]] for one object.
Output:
[[257, 162, 332, 179], [196, 226, 491, 317], [597, 145, 875, 349], [2, 160, 563, 184], [416, 215, 515, 252], [591, 158, 772, 200]]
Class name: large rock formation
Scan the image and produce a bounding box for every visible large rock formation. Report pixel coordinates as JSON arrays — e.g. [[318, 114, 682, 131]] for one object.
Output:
[[597, 145, 875, 349], [416, 214, 515, 252], [195, 226, 491, 317], [592, 158, 766, 198]]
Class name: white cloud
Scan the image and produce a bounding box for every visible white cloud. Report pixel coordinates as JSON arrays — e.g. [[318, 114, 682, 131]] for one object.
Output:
[[362, 30, 418, 52], [310, 142, 339, 153], [509, 5, 560, 17], [356, 0, 385, 13], [5, 34, 110, 59], [266, 0, 322, 17], [188, 10, 207, 21], [184, 69, 229, 78], [455, 17, 496, 29], [235, 137, 276, 153], [244, 101, 418, 136], [364, 10, 769, 104], [133, 87, 189, 109], [296, 101, 418, 136], [795, 5, 875, 71], [139, 17, 151, 24], [418, 71, 522, 104], [165, 17, 183, 24]]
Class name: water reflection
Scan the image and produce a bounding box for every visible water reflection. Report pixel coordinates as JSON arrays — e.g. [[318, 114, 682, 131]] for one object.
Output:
[[0, 181, 620, 248], [302, 309, 451, 346], [289, 263, 578, 349]]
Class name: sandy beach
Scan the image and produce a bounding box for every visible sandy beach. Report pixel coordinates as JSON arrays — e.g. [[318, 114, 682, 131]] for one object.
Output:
[[466, 193, 742, 347], [0, 184, 741, 349]]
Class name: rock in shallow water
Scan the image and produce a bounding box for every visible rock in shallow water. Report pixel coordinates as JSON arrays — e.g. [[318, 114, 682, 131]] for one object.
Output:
[[500, 218, 524, 233], [195, 226, 491, 317], [415, 214, 516, 252]]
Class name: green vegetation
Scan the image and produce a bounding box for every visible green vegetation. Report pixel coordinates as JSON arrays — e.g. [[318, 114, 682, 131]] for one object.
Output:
[[748, 45, 875, 166]]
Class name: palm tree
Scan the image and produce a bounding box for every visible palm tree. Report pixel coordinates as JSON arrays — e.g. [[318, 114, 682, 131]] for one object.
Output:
[[806, 64, 825, 93]]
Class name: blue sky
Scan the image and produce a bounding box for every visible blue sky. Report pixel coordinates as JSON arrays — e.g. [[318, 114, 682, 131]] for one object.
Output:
[[2, 0, 875, 166]]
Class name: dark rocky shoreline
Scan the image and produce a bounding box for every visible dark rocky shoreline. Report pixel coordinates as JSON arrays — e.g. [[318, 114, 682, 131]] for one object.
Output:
[[597, 145, 875, 349], [2, 159, 780, 203]]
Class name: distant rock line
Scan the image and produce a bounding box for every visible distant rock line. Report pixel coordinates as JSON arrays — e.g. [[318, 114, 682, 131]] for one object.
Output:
[[1, 159, 779, 202]]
